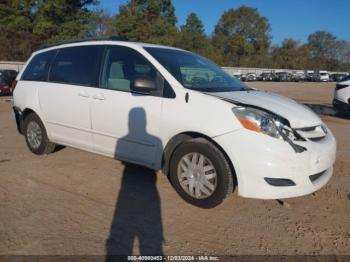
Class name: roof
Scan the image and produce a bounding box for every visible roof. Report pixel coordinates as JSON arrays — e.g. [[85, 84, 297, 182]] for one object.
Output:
[[36, 36, 182, 54]]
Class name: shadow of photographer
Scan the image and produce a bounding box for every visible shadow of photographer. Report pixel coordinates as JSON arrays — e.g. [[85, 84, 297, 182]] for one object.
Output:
[[106, 107, 164, 258]]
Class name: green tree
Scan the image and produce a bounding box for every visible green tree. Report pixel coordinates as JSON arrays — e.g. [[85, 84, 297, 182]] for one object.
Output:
[[88, 8, 114, 37], [174, 13, 221, 63], [334, 40, 350, 64], [33, 0, 98, 44], [0, 0, 37, 60], [271, 39, 312, 69], [0, 0, 98, 60], [307, 31, 346, 70], [111, 0, 177, 45], [175, 13, 212, 55], [307, 31, 337, 60], [212, 6, 271, 67]]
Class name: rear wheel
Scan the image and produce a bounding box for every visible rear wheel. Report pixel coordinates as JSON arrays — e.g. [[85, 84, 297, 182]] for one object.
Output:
[[169, 138, 234, 208], [24, 113, 55, 155]]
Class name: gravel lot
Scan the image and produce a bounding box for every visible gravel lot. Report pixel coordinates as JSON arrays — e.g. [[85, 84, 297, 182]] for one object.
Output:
[[0, 82, 349, 256]]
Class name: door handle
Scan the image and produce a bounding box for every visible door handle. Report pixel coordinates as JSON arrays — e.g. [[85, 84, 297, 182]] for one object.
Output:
[[78, 91, 90, 98], [92, 94, 105, 101]]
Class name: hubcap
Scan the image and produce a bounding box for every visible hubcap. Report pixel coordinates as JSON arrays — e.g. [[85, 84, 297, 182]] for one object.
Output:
[[26, 121, 42, 149], [177, 153, 217, 199]]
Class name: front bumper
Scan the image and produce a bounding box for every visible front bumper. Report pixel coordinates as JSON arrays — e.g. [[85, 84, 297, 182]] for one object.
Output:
[[214, 128, 336, 199]]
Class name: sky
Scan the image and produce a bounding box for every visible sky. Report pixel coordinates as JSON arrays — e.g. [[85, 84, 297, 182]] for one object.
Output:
[[98, 0, 350, 45]]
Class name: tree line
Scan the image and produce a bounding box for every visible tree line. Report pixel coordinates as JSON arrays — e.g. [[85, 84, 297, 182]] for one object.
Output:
[[1, 0, 349, 71]]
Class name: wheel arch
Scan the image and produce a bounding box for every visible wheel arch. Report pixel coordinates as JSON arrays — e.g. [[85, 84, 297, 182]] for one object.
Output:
[[22, 108, 37, 120], [162, 131, 237, 186], [15, 107, 39, 134]]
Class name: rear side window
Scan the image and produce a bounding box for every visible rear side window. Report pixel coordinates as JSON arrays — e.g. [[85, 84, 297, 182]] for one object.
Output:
[[21, 51, 55, 81], [49, 45, 103, 87]]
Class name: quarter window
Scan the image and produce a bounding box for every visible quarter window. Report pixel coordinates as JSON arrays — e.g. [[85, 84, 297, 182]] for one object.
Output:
[[21, 51, 55, 81], [49, 45, 103, 87]]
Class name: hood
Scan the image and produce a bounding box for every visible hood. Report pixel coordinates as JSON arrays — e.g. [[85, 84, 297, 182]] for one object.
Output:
[[211, 90, 322, 128]]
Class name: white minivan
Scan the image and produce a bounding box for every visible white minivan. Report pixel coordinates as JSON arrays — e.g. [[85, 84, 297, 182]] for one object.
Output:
[[333, 74, 350, 111], [13, 39, 336, 208]]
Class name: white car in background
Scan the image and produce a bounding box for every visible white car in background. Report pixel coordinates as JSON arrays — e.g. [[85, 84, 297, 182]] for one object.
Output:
[[232, 72, 242, 81], [12, 38, 336, 208], [333, 74, 350, 111], [317, 71, 330, 82]]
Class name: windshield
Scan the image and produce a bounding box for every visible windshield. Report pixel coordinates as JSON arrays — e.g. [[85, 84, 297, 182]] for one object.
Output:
[[144, 47, 248, 92]]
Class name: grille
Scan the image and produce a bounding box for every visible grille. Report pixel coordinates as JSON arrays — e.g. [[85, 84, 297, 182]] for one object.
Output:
[[295, 125, 326, 141]]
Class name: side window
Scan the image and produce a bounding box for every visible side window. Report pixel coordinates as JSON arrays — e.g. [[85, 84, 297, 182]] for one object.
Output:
[[101, 46, 163, 95], [21, 51, 55, 81], [49, 45, 103, 87]]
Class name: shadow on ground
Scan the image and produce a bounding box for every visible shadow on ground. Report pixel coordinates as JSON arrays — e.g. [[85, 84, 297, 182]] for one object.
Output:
[[106, 107, 164, 258], [105, 164, 164, 258], [304, 103, 350, 120]]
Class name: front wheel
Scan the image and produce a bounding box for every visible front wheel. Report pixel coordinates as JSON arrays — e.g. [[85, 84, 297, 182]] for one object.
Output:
[[169, 138, 234, 208], [24, 113, 55, 155]]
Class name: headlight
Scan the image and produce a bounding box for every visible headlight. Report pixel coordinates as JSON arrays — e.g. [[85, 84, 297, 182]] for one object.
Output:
[[232, 107, 284, 139], [232, 106, 306, 152]]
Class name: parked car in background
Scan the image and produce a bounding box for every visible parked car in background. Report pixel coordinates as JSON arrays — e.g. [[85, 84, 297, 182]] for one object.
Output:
[[330, 74, 347, 82], [306, 72, 316, 82], [290, 73, 302, 82], [232, 72, 242, 81], [256, 73, 263, 81], [296, 73, 306, 82], [13, 38, 336, 208], [315, 71, 329, 82], [270, 73, 278, 81], [246, 73, 256, 81], [258, 72, 273, 81], [0, 70, 18, 96], [275, 72, 292, 82], [333, 74, 350, 111]]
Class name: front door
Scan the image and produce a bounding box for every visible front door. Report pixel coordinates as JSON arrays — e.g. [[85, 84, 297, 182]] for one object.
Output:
[[90, 46, 163, 168]]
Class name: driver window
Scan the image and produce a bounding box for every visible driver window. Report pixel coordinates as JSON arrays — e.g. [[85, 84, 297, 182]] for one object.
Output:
[[101, 46, 161, 94]]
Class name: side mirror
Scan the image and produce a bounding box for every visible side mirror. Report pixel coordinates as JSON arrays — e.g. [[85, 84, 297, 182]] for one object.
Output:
[[131, 78, 157, 94]]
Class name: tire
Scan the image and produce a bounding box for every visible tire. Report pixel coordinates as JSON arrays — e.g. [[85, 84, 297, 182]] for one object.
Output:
[[169, 138, 234, 208], [24, 113, 55, 155]]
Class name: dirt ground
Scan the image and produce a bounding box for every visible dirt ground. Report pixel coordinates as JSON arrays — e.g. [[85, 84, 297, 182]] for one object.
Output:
[[0, 82, 349, 257]]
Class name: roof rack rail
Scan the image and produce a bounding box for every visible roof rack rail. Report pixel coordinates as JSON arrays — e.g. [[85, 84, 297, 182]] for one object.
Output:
[[39, 35, 128, 50]]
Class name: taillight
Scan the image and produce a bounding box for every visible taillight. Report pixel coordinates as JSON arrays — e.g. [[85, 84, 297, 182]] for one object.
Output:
[[10, 80, 17, 93], [336, 84, 349, 90]]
